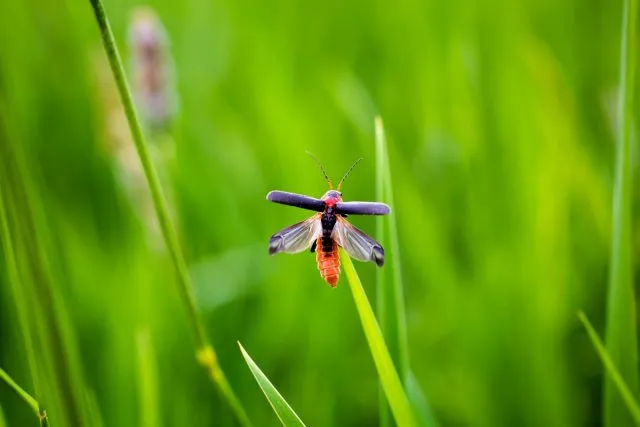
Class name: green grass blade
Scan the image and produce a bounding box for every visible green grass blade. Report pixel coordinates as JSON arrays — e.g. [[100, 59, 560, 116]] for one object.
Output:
[[375, 115, 391, 427], [375, 116, 436, 427], [87, 1, 251, 425], [604, 0, 639, 425], [341, 251, 416, 427], [238, 342, 306, 427], [0, 367, 40, 416], [136, 328, 160, 427], [375, 116, 410, 378], [579, 312, 640, 424], [0, 367, 48, 425], [0, 111, 86, 426]]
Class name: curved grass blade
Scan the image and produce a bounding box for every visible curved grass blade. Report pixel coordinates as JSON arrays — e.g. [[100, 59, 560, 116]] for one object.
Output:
[[375, 116, 437, 427], [238, 343, 306, 427], [604, 0, 639, 424], [87, 1, 251, 425], [341, 251, 416, 427], [578, 312, 640, 424], [0, 367, 48, 425]]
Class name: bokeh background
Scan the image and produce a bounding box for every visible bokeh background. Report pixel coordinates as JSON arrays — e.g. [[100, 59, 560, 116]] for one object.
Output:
[[0, 0, 635, 425]]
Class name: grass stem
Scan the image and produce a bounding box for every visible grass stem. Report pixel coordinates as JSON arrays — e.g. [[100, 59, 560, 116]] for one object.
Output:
[[87, 1, 251, 425], [604, 0, 639, 424], [341, 250, 416, 427], [579, 312, 640, 424], [0, 367, 47, 423]]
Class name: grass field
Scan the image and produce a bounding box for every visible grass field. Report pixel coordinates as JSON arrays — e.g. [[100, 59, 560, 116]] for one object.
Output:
[[0, 0, 638, 425]]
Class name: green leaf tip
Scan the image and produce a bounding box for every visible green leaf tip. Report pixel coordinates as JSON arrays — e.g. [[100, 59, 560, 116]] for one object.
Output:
[[578, 311, 640, 424], [238, 342, 306, 427]]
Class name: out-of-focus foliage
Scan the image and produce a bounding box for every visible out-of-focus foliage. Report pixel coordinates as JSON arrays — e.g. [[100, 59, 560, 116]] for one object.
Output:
[[0, 0, 635, 425]]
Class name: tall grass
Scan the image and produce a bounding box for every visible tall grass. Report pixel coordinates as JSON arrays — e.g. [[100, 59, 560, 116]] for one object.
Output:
[[375, 117, 404, 427], [0, 0, 633, 424], [341, 251, 416, 427], [604, 0, 639, 424], [579, 312, 640, 424], [0, 367, 42, 422], [136, 329, 160, 427], [0, 113, 89, 426], [238, 343, 306, 427], [86, 0, 251, 425]]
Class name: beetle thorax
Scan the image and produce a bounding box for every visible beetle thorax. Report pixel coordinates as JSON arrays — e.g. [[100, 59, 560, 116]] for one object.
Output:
[[321, 190, 342, 206]]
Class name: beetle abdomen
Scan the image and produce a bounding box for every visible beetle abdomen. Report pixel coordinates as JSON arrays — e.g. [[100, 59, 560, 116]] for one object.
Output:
[[316, 236, 340, 287]]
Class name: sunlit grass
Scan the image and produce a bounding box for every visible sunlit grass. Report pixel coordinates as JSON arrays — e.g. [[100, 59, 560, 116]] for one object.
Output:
[[86, 0, 251, 424], [136, 328, 160, 427], [0, 0, 632, 424], [579, 312, 640, 424], [0, 367, 47, 425], [375, 116, 436, 427], [0, 115, 89, 426], [238, 343, 306, 427], [604, 0, 639, 424], [341, 250, 416, 427]]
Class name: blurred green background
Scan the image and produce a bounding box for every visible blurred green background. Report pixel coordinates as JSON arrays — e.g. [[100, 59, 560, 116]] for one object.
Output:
[[0, 0, 633, 425]]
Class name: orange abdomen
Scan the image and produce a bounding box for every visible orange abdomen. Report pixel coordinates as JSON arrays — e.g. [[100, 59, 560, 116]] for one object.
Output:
[[316, 236, 340, 287]]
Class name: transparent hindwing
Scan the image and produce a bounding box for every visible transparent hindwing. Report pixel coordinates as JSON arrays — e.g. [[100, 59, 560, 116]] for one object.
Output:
[[332, 217, 385, 266], [269, 214, 322, 255]]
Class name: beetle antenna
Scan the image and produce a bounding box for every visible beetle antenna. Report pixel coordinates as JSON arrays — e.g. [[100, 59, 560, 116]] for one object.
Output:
[[337, 157, 363, 191], [305, 151, 333, 189]]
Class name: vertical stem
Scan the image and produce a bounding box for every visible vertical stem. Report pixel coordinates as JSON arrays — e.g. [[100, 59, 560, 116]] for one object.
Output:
[[375, 119, 391, 427], [604, 0, 639, 425], [87, 0, 206, 351], [341, 251, 416, 427], [375, 116, 410, 426], [86, 1, 251, 425]]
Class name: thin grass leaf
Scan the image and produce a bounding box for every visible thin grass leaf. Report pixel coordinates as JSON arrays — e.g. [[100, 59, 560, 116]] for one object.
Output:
[[376, 114, 392, 427], [136, 328, 160, 427], [0, 110, 86, 426], [238, 342, 306, 427], [375, 116, 406, 427], [0, 367, 39, 416], [375, 116, 410, 378], [0, 367, 48, 426], [375, 117, 436, 427], [604, 0, 639, 425], [579, 312, 640, 424], [341, 251, 416, 427], [0, 109, 43, 408], [86, 1, 251, 425]]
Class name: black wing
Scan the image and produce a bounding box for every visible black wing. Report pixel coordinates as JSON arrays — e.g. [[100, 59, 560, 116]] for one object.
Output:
[[269, 214, 322, 255], [332, 217, 385, 266], [267, 190, 325, 212], [336, 201, 390, 216]]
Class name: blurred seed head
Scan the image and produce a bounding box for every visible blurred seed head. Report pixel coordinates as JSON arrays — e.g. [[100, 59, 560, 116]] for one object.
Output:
[[128, 6, 178, 132]]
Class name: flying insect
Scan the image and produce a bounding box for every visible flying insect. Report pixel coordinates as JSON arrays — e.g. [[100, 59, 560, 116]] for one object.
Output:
[[267, 155, 390, 287]]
